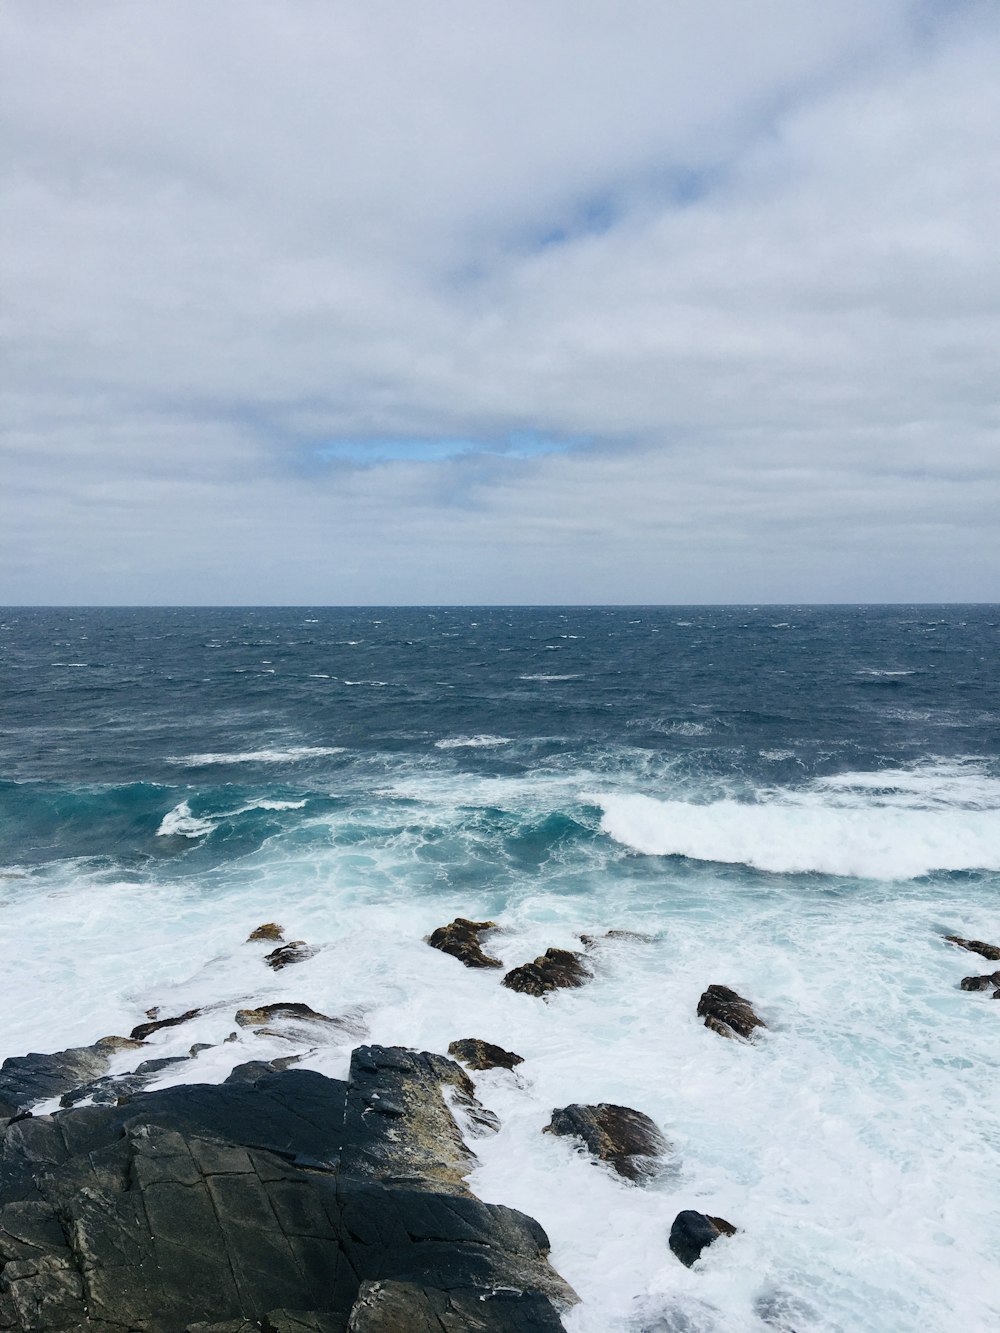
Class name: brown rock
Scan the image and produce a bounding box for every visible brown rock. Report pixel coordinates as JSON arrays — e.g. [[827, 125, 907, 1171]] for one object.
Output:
[[247, 922, 285, 943], [448, 1039, 524, 1072], [129, 1008, 202, 1041], [428, 918, 503, 969], [945, 935, 1000, 962], [960, 971, 1000, 992], [502, 948, 590, 998], [235, 1002, 335, 1027], [697, 985, 766, 1040], [544, 1103, 670, 1182], [264, 941, 317, 970]]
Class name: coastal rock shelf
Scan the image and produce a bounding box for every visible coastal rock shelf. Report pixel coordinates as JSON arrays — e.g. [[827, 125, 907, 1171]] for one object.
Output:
[[0, 1045, 573, 1332]]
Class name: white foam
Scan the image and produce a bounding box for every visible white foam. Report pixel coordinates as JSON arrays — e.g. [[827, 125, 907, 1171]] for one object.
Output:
[[519, 673, 580, 681], [587, 785, 1000, 879], [171, 746, 345, 765], [155, 801, 217, 839], [434, 735, 512, 750]]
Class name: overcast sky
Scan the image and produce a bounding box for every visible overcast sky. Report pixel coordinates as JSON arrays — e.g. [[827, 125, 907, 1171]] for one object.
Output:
[[2, 0, 997, 604]]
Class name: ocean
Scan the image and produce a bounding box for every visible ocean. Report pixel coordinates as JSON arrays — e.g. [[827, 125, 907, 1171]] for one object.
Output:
[[2, 605, 998, 1331]]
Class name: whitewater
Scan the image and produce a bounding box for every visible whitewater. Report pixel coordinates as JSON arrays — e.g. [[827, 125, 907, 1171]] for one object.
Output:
[[1, 605, 998, 1331]]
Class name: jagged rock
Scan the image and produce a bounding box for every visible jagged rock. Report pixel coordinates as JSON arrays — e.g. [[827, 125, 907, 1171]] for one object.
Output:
[[130, 1007, 202, 1040], [0, 1036, 144, 1117], [428, 918, 503, 969], [236, 1003, 366, 1046], [543, 1104, 670, 1182], [502, 949, 590, 998], [236, 1002, 337, 1027], [265, 941, 318, 970], [0, 1049, 573, 1330], [448, 1039, 524, 1072], [960, 970, 1000, 991], [668, 1211, 737, 1267], [945, 935, 1000, 962], [248, 922, 286, 943], [697, 985, 766, 1040]]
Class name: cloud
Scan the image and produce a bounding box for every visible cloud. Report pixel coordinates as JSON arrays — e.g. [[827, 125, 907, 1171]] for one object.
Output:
[[0, 0, 997, 601]]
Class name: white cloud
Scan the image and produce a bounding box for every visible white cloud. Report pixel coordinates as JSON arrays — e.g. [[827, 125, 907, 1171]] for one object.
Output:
[[1, 0, 997, 601]]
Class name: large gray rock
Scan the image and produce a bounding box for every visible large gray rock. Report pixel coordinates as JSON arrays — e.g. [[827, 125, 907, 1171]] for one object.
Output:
[[0, 1047, 573, 1331]]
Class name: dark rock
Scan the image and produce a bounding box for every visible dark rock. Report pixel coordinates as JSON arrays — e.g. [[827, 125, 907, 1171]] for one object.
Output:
[[0, 1036, 144, 1115], [130, 1007, 202, 1040], [346, 1279, 566, 1331], [960, 970, 1000, 991], [428, 918, 503, 969], [544, 1104, 670, 1182], [236, 1002, 334, 1027], [696, 985, 766, 1040], [502, 949, 590, 998], [448, 1039, 524, 1072], [59, 1055, 191, 1108], [0, 1048, 573, 1330], [265, 941, 318, 970], [248, 922, 286, 943], [945, 935, 1000, 962], [668, 1211, 737, 1267]]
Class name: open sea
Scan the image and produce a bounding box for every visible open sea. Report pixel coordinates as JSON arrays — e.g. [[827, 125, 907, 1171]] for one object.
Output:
[[1, 605, 998, 1332]]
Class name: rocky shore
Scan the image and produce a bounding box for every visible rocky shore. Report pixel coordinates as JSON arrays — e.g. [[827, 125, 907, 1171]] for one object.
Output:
[[2, 917, 995, 1331]]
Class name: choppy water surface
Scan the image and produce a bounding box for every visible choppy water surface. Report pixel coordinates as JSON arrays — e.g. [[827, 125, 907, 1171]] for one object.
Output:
[[2, 606, 998, 1331]]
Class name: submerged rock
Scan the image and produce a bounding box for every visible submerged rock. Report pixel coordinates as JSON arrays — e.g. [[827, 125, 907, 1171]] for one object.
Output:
[[247, 921, 285, 942], [543, 1103, 670, 1182], [946, 935, 1000, 962], [0, 1047, 573, 1331], [579, 929, 656, 949], [668, 1211, 737, 1267], [265, 940, 318, 970], [130, 1007, 202, 1040], [448, 1038, 524, 1071], [697, 985, 766, 1040], [428, 917, 503, 969], [502, 948, 590, 997], [959, 970, 1000, 992]]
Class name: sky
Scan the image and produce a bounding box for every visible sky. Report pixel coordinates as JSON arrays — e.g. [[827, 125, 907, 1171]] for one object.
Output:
[[2, 0, 998, 604]]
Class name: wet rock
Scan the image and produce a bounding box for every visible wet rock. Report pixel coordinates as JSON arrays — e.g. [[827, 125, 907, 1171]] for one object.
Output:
[[130, 1007, 202, 1041], [265, 940, 318, 970], [543, 1103, 670, 1182], [236, 1002, 336, 1027], [0, 1049, 572, 1330], [502, 949, 590, 998], [946, 935, 1000, 962], [0, 1036, 144, 1116], [579, 929, 656, 949], [346, 1279, 566, 1331], [59, 1055, 191, 1108], [668, 1211, 737, 1267], [697, 985, 766, 1040], [428, 917, 503, 969], [248, 922, 286, 943], [960, 970, 1000, 991], [448, 1038, 524, 1071]]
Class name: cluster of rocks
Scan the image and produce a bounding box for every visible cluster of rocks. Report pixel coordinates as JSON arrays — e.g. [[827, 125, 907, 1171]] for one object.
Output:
[[946, 934, 1000, 997], [0, 917, 786, 1329]]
